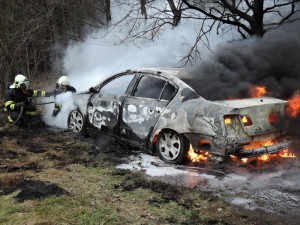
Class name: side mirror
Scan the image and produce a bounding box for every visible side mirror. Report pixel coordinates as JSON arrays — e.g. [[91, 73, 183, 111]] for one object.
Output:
[[89, 87, 98, 93]]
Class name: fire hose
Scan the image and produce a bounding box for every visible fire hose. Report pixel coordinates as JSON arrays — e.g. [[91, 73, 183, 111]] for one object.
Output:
[[2, 101, 55, 131], [33, 101, 56, 105], [3, 105, 25, 131]]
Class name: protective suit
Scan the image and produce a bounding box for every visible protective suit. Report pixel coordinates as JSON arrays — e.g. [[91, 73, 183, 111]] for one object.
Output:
[[3, 74, 53, 126], [52, 76, 76, 116]]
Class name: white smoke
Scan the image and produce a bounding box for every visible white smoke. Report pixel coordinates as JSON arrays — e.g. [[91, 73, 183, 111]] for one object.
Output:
[[44, 1, 232, 129], [62, 22, 204, 92], [62, 1, 233, 93], [42, 92, 76, 129]]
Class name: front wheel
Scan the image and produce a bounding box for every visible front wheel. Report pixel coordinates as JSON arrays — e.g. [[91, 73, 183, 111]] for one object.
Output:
[[156, 130, 189, 164], [68, 110, 86, 133]]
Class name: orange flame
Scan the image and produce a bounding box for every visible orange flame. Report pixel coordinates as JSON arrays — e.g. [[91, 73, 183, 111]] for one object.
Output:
[[230, 139, 296, 164], [269, 112, 279, 124], [243, 139, 274, 151], [286, 90, 300, 118], [231, 148, 296, 165], [188, 145, 212, 163], [189, 139, 296, 165], [225, 118, 231, 124], [250, 86, 267, 98], [279, 149, 297, 158]]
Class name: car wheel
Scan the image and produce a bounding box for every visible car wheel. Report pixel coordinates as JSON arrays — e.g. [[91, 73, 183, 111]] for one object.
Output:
[[156, 130, 189, 164], [68, 110, 85, 133]]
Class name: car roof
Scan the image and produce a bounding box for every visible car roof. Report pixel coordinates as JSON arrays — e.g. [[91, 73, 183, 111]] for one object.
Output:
[[105, 67, 201, 98], [125, 67, 191, 87], [131, 67, 181, 79]]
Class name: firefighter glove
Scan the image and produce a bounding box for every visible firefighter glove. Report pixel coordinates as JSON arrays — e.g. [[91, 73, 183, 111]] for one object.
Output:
[[24, 104, 37, 112], [14, 102, 25, 111]]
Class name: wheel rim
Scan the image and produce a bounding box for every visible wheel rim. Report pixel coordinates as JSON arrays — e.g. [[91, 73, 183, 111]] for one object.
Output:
[[68, 111, 84, 133], [158, 131, 181, 161]]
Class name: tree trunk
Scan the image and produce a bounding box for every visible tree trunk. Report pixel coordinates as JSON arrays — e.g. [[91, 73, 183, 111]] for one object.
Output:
[[105, 0, 111, 23], [251, 0, 265, 36], [167, 0, 181, 26], [141, 0, 147, 19]]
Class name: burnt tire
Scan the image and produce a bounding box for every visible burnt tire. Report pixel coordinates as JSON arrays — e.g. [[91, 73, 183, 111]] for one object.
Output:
[[68, 110, 86, 134], [156, 130, 190, 164]]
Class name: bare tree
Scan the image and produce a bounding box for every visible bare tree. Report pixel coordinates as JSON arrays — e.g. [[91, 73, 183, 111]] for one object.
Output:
[[141, 0, 148, 19], [181, 0, 300, 38], [179, 0, 300, 64], [111, 0, 300, 65], [167, 0, 183, 25], [105, 0, 112, 22], [0, 0, 108, 96]]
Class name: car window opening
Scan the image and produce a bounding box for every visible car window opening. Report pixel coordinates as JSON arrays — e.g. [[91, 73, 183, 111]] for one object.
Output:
[[161, 82, 176, 101], [99, 74, 135, 95], [134, 75, 166, 100]]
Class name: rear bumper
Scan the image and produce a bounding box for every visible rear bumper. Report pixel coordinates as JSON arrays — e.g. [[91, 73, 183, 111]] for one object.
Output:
[[237, 140, 291, 158]]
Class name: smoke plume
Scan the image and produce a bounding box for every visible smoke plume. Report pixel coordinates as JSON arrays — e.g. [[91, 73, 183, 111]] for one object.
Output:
[[183, 20, 300, 101], [42, 92, 76, 129]]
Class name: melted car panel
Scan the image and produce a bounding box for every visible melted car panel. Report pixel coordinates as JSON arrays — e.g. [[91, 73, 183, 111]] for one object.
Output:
[[71, 68, 290, 160]]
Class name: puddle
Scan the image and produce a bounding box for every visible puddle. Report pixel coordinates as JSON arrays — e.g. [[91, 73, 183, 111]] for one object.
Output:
[[117, 153, 300, 219]]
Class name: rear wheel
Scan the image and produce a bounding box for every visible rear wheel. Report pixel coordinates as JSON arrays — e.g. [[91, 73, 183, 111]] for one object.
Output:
[[156, 130, 189, 164], [68, 110, 85, 133]]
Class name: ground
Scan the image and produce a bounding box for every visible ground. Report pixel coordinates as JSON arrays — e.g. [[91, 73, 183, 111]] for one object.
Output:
[[0, 99, 298, 224]]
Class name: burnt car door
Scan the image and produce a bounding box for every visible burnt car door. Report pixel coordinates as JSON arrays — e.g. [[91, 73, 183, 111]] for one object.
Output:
[[87, 73, 136, 134], [121, 73, 177, 143]]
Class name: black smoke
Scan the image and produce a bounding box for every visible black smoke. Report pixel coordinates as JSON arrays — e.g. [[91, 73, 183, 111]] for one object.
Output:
[[179, 20, 300, 152], [181, 20, 300, 101]]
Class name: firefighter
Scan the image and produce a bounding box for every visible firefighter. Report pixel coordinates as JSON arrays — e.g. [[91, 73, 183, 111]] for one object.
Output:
[[52, 76, 76, 117], [1, 74, 53, 131]]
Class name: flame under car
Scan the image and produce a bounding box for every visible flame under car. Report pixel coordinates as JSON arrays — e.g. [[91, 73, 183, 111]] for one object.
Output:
[[68, 68, 291, 164]]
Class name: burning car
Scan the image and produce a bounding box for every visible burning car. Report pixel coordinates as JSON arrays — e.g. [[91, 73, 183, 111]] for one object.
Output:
[[68, 68, 291, 164]]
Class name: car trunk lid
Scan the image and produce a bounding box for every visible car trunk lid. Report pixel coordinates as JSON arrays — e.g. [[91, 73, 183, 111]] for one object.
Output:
[[216, 97, 289, 136]]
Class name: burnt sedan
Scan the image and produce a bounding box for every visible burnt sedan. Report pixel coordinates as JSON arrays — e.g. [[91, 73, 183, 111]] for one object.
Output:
[[68, 68, 290, 164]]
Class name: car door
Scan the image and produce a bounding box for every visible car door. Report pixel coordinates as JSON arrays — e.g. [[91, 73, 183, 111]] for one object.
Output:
[[87, 73, 136, 134], [120, 73, 177, 143]]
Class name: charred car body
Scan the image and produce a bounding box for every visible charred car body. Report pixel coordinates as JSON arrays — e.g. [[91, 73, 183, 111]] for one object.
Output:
[[68, 68, 290, 164]]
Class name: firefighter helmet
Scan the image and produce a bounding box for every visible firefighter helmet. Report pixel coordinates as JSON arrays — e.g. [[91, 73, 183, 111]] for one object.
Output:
[[58, 76, 70, 86], [10, 74, 29, 89]]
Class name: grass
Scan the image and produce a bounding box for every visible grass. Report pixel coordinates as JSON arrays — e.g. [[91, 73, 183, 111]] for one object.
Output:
[[1, 163, 257, 225], [0, 111, 290, 224], [0, 193, 23, 224]]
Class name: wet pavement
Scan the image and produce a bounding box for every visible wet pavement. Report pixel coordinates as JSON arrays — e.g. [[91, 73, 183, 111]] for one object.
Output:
[[117, 153, 300, 220]]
